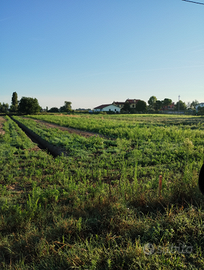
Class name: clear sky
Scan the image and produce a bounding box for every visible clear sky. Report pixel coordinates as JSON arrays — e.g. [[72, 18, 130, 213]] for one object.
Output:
[[1, 0, 204, 109]]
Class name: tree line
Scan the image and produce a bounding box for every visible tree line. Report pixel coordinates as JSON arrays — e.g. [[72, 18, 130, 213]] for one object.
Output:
[[0, 92, 42, 114], [0, 92, 202, 114], [147, 96, 200, 112], [0, 92, 72, 114], [121, 96, 202, 114]]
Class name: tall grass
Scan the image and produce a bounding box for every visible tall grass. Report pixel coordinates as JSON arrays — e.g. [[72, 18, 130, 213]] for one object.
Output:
[[0, 115, 204, 269]]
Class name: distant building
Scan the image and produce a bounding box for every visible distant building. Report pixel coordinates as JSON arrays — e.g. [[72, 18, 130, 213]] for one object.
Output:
[[112, 99, 140, 109], [125, 99, 140, 109], [112, 101, 125, 108], [93, 104, 121, 113], [162, 103, 175, 111], [93, 98, 141, 113]]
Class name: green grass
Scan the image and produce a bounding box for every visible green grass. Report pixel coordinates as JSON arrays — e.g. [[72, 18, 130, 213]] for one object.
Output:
[[0, 114, 204, 269]]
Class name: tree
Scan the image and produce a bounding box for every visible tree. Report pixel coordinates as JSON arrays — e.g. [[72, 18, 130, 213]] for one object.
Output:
[[148, 96, 157, 110], [0, 103, 9, 113], [175, 100, 187, 111], [64, 101, 72, 112], [18, 97, 41, 114], [10, 92, 18, 112], [190, 100, 199, 110], [155, 100, 163, 111], [136, 100, 147, 112], [198, 106, 204, 115], [121, 102, 131, 113], [48, 107, 59, 112], [163, 98, 172, 107], [60, 101, 72, 112]]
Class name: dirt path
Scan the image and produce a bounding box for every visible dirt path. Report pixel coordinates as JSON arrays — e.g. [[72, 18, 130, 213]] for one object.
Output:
[[0, 116, 6, 135], [25, 118, 106, 138], [13, 117, 111, 157]]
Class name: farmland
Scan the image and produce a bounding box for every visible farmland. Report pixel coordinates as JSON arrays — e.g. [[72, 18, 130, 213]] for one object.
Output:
[[1, 114, 204, 269]]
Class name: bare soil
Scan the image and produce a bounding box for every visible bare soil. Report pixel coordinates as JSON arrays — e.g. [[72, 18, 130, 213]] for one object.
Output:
[[7, 184, 24, 193], [0, 116, 6, 135], [26, 118, 105, 138], [13, 117, 109, 157]]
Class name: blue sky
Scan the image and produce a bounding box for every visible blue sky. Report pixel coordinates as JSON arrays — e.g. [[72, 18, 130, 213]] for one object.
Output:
[[1, 0, 204, 109]]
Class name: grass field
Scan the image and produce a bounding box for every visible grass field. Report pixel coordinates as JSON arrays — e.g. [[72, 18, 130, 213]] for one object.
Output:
[[0, 114, 204, 269]]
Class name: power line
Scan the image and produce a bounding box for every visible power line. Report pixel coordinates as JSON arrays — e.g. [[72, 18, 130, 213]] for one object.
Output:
[[182, 0, 204, 5]]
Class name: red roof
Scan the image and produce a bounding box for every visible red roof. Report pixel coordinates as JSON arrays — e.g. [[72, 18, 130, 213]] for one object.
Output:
[[94, 104, 111, 110], [113, 102, 125, 105], [125, 99, 140, 103], [162, 103, 175, 110]]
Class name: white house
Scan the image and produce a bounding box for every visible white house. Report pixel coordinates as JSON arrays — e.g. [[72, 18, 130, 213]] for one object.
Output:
[[93, 104, 121, 113]]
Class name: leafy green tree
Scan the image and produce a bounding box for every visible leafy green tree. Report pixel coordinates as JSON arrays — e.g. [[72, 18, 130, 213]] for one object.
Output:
[[198, 106, 204, 115], [190, 100, 199, 110], [136, 100, 147, 112], [148, 96, 157, 110], [60, 101, 72, 112], [163, 98, 172, 107], [10, 92, 18, 112], [18, 97, 41, 114], [121, 102, 131, 113], [0, 103, 9, 113], [155, 100, 163, 111], [49, 107, 59, 112], [175, 100, 187, 111], [65, 101, 72, 112]]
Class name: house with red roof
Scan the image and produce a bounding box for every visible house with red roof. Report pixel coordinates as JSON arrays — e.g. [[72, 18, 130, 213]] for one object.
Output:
[[93, 104, 121, 113], [112, 99, 140, 110], [112, 101, 125, 108], [125, 99, 140, 109], [162, 103, 175, 111], [93, 98, 141, 113]]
